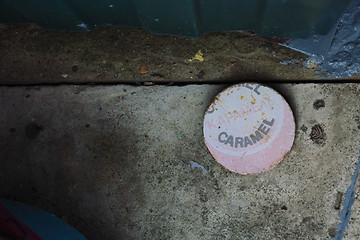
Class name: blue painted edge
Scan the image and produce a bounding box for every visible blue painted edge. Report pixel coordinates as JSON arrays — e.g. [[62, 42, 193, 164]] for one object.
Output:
[[334, 150, 360, 239], [0, 199, 87, 240]]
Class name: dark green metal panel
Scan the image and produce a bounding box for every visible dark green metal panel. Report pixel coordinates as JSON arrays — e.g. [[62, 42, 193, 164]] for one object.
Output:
[[0, 0, 30, 23], [2, 0, 141, 31], [200, 0, 261, 33], [199, 0, 351, 38], [133, 0, 201, 36], [0, 0, 351, 38], [260, 0, 346, 38]]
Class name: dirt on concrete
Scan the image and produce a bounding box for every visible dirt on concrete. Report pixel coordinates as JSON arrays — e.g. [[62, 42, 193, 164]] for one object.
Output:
[[0, 24, 322, 85]]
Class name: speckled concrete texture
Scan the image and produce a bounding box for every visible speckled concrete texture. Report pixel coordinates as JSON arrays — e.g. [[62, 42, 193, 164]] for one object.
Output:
[[0, 83, 359, 239], [0, 24, 321, 85]]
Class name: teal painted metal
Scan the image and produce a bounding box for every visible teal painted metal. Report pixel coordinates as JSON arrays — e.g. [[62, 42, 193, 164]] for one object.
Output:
[[1, 199, 87, 240], [0, 0, 351, 38]]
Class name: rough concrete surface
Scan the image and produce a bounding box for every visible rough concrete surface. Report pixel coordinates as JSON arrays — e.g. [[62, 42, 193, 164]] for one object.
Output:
[[0, 24, 324, 85], [0, 84, 360, 239]]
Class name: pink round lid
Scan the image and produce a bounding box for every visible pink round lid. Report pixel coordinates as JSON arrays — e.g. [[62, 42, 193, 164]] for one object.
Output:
[[203, 83, 295, 174]]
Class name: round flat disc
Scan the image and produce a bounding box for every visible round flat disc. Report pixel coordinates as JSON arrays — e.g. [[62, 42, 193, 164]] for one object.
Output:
[[203, 83, 295, 174]]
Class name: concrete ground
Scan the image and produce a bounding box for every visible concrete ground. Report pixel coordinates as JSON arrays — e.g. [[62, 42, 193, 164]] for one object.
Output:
[[1, 83, 360, 239]]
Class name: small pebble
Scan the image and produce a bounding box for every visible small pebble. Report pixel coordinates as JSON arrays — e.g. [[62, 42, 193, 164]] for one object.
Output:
[[306, 59, 318, 69], [144, 82, 154, 86], [197, 70, 205, 78]]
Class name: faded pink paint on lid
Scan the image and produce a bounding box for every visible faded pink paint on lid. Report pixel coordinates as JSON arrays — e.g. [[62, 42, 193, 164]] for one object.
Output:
[[203, 83, 295, 174]]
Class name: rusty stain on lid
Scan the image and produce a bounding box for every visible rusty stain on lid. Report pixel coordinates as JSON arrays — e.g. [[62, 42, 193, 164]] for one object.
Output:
[[203, 83, 295, 174]]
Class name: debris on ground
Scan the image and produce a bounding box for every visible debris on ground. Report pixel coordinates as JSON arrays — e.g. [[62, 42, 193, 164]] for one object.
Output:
[[189, 161, 207, 175], [189, 50, 204, 62], [138, 66, 149, 74], [197, 70, 205, 78], [143, 81, 154, 86]]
